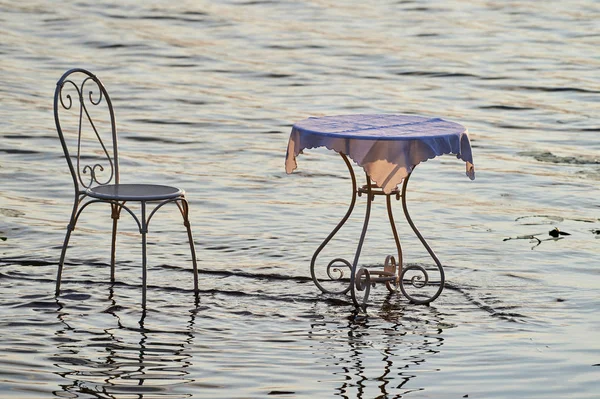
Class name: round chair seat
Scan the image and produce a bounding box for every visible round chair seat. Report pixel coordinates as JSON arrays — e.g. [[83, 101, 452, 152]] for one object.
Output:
[[86, 184, 184, 201]]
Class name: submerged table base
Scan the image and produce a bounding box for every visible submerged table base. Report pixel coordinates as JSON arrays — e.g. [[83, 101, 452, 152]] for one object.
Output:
[[311, 153, 444, 309]]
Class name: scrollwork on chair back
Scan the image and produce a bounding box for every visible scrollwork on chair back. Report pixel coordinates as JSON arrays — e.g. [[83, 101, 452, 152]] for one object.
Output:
[[54, 69, 119, 191]]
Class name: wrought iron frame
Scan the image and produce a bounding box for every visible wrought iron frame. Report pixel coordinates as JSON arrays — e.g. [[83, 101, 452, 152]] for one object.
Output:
[[53, 68, 199, 307], [310, 153, 445, 309]]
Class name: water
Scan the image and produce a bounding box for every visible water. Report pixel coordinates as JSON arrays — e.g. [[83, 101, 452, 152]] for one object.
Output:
[[1, 0, 599, 397]]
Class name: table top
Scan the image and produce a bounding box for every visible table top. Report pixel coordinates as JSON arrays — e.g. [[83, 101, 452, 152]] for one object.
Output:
[[285, 114, 475, 194], [290, 114, 466, 140]]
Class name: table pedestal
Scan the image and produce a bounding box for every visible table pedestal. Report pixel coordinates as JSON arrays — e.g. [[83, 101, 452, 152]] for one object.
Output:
[[310, 153, 445, 309]]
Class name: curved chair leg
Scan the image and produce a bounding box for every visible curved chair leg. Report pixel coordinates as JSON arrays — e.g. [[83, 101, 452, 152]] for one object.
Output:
[[179, 199, 199, 294], [56, 227, 74, 296], [56, 200, 79, 296]]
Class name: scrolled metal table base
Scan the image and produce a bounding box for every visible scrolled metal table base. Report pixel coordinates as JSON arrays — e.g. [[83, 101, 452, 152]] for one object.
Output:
[[310, 153, 445, 309]]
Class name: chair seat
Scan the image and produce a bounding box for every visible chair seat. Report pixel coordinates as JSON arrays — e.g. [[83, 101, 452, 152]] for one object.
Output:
[[86, 184, 184, 201]]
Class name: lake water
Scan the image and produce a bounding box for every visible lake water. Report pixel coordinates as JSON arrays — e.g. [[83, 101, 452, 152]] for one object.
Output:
[[1, 0, 599, 397]]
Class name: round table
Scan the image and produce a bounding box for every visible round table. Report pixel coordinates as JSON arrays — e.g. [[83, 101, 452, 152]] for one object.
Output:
[[285, 114, 475, 309]]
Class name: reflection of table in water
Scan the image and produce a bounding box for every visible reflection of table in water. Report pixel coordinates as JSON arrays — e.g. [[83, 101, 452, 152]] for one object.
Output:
[[308, 302, 446, 398], [285, 114, 475, 308]]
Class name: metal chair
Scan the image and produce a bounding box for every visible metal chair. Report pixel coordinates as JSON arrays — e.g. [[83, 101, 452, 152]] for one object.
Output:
[[53, 68, 199, 307]]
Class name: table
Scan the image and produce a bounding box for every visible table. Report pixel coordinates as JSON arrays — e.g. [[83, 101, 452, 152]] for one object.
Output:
[[285, 114, 475, 308]]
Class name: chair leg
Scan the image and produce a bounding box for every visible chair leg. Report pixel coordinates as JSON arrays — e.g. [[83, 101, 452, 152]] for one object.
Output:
[[186, 224, 199, 294], [56, 200, 79, 296], [56, 226, 74, 296], [141, 202, 148, 309], [141, 230, 147, 308], [181, 200, 199, 294], [110, 203, 121, 283]]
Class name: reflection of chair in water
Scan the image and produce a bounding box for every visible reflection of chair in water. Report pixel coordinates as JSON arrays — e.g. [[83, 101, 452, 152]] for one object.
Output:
[[53, 68, 199, 307], [53, 290, 199, 396]]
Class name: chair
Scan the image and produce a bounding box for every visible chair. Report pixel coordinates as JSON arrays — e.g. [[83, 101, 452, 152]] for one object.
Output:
[[53, 68, 199, 307]]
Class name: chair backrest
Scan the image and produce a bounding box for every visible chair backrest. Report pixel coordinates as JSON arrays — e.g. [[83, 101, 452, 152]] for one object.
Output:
[[54, 68, 119, 193]]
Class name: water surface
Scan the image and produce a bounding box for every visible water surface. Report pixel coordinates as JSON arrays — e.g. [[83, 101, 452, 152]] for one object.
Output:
[[1, 0, 599, 398]]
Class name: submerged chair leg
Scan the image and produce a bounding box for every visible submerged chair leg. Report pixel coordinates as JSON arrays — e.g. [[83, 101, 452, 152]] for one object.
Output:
[[56, 201, 79, 296], [110, 203, 121, 283], [141, 231, 148, 308], [141, 202, 148, 308], [180, 199, 199, 294], [56, 226, 74, 296], [186, 224, 199, 294]]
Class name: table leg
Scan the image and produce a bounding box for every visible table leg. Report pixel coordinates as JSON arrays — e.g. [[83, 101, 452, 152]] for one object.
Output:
[[399, 172, 445, 304], [349, 173, 374, 309], [309, 153, 357, 295], [384, 193, 403, 293]]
